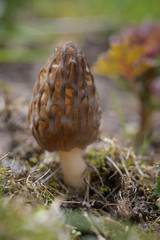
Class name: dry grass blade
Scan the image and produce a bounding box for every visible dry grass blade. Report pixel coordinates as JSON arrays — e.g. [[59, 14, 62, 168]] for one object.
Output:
[[0, 152, 11, 161], [119, 155, 130, 177], [105, 155, 123, 177], [34, 169, 51, 183], [134, 157, 146, 177]]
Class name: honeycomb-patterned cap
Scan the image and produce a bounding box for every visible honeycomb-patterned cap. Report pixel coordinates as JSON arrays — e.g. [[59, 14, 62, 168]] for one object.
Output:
[[29, 41, 101, 152]]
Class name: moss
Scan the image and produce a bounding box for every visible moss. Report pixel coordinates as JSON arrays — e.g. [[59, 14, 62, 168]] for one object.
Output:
[[40, 153, 45, 160], [49, 179, 60, 189], [86, 149, 107, 168], [30, 157, 38, 164]]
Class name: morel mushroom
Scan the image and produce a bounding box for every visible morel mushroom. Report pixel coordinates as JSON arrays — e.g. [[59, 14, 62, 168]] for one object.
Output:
[[29, 41, 101, 190]]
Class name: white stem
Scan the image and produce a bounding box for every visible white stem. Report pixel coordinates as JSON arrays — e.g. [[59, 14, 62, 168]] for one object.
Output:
[[58, 148, 87, 190]]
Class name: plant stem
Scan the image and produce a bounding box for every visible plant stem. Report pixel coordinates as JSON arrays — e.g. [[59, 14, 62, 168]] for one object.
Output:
[[136, 101, 153, 145]]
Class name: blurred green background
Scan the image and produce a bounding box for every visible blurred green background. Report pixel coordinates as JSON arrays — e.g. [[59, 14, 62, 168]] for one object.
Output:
[[0, 0, 160, 62]]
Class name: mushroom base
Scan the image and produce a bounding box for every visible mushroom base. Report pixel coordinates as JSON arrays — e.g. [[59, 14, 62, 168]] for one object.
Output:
[[58, 148, 87, 190]]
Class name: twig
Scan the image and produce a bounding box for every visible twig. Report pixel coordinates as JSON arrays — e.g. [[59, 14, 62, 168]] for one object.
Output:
[[42, 166, 61, 183], [41, 183, 56, 199], [4, 171, 14, 174], [0, 152, 11, 161], [105, 155, 123, 177], [35, 169, 51, 183], [88, 163, 104, 186], [83, 172, 91, 208], [29, 168, 40, 174], [48, 186, 68, 197], [56, 199, 82, 204], [109, 171, 118, 180], [106, 183, 121, 200], [86, 171, 90, 202], [84, 178, 107, 203]]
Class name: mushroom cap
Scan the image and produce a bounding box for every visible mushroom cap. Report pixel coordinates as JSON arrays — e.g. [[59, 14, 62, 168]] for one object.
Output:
[[29, 41, 101, 152]]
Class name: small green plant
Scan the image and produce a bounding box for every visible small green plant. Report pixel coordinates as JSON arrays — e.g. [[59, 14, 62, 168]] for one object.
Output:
[[93, 22, 160, 143]]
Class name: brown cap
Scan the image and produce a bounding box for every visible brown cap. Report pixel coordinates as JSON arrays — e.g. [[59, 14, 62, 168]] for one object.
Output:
[[29, 41, 101, 152]]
